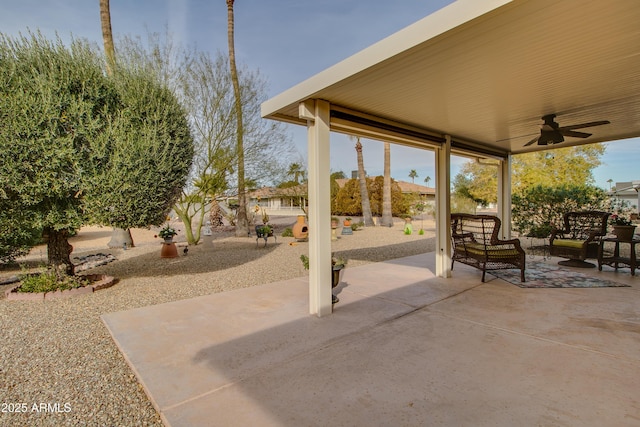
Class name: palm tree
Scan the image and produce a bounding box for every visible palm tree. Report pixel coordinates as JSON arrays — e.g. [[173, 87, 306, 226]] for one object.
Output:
[[380, 142, 393, 227], [100, 0, 135, 249], [99, 0, 116, 75], [227, 0, 249, 237], [409, 169, 418, 183], [287, 162, 305, 184], [424, 176, 431, 187], [353, 136, 374, 226]]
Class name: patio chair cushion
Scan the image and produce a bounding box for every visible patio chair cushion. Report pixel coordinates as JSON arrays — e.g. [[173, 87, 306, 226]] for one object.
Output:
[[551, 239, 585, 249], [464, 243, 521, 258]]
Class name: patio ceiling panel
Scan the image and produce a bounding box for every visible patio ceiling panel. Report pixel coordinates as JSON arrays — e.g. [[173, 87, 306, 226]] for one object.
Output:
[[262, 0, 640, 157]]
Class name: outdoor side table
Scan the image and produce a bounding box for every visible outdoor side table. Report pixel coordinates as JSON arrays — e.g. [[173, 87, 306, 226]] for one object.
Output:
[[597, 237, 640, 276]]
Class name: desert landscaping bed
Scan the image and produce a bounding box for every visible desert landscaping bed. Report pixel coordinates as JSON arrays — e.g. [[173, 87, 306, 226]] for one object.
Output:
[[0, 217, 435, 426]]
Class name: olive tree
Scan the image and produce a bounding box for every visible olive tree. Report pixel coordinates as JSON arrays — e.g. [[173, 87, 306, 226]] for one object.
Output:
[[83, 66, 194, 233], [0, 32, 193, 273], [0, 203, 41, 263], [0, 34, 116, 273]]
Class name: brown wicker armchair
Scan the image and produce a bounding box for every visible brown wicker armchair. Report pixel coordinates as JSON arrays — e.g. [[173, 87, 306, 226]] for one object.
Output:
[[451, 213, 526, 282], [549, 211, 610, 268]]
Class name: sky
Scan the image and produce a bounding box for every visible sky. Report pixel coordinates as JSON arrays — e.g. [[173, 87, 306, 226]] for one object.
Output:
[[1, 0, 637, 189]]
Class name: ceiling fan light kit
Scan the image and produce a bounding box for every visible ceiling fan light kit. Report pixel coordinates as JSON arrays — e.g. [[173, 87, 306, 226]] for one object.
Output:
[[523, 114, 610, 147], [538, 130, 564, 145]]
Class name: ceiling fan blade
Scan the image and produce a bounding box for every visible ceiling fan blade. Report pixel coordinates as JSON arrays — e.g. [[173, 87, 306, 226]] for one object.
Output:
[[523, 136, 539, 146], [561, 130, 592, 138], [561, 120, 610, 130]]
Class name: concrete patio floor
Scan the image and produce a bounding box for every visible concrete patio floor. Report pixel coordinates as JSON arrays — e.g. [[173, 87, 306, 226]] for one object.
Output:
[[102, 253, 640, 427]]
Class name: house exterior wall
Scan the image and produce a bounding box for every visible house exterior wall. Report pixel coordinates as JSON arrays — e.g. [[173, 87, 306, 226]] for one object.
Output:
[[613, 181, 640, 213]]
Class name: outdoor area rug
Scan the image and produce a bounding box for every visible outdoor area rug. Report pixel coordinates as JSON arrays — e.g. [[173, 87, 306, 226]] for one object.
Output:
[[489, 262, 631, 288]]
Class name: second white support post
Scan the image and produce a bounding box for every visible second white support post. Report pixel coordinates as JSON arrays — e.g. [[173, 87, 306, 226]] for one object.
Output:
[[497, 154, 512, 240], [435, 136, 452, 278], [303, 99, 333, 317]]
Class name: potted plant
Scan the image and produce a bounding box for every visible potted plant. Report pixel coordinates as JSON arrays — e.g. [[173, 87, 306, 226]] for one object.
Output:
[[300, 254, 347, 304], [255, 224, 276, 246], [257, 224, 273, 237], [157, 224, 178, 243], [343, 217, 352, 227], [156, 224, 179, 258], [331, 256, 348, 296], [331, 217, 339, 229], [609, 213, 636, 241]]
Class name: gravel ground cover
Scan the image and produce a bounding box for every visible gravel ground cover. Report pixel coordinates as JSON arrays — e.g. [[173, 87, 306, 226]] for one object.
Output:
[[0, 217, 435, 426]]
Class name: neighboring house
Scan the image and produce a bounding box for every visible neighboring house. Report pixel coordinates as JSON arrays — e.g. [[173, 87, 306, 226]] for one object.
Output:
[[246, 177, 436, 216], [612, 181, 640, 213], [394, 180, 435, 201], [248, 185, 307, 214]]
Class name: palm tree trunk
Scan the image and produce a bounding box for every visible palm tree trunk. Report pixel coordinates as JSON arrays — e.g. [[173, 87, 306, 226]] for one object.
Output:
[[355, 138, 375, 227], [381, 141, 393, 227], [99, 0, 116, 75], [209, 200, 225, 227], [100, 0, 135, 249], [227, 0, 249, 237]]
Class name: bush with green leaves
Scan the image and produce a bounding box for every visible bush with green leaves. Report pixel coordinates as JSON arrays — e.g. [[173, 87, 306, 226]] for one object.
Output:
[[511, 184, 609, 237], [0, 205, 41, 263], [334, 177, 409, 217], [18, 270, 88, 293], [0, 32, 193, 270], [84, 66, 194, 229]]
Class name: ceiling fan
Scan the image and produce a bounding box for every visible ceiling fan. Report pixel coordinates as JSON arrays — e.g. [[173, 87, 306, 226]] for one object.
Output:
[[524, 114, 610, 146]]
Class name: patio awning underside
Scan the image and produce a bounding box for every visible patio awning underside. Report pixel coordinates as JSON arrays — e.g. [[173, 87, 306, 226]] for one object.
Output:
[[262, 0, 640, 157]]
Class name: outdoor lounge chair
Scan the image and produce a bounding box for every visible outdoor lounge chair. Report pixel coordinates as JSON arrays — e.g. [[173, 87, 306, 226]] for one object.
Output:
[[549, 211, 610, 267], [450, 213, 526, 282]]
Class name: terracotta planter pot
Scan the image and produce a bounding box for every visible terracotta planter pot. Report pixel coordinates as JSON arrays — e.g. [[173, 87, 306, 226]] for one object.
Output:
[[161, 242, 178, 258]]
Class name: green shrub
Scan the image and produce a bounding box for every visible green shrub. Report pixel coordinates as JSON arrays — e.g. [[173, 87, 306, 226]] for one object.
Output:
[[18, 271, 88, 293], [282, 227, 293, 237], [0, 209, 40, 263], [300, 254, 309, 270], [333, 177, 409, 217], [512, 184, 608, 237]]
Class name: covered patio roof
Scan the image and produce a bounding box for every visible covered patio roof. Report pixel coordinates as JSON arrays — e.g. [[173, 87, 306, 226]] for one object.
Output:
[[262, 0, 640, 158], [261, 0, 640, 316]]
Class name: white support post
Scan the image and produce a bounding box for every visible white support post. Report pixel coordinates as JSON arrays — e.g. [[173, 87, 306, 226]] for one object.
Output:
[[497, 154, 512, 239], [435, 136, 451, 278], [303, 99, 332, 317]]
